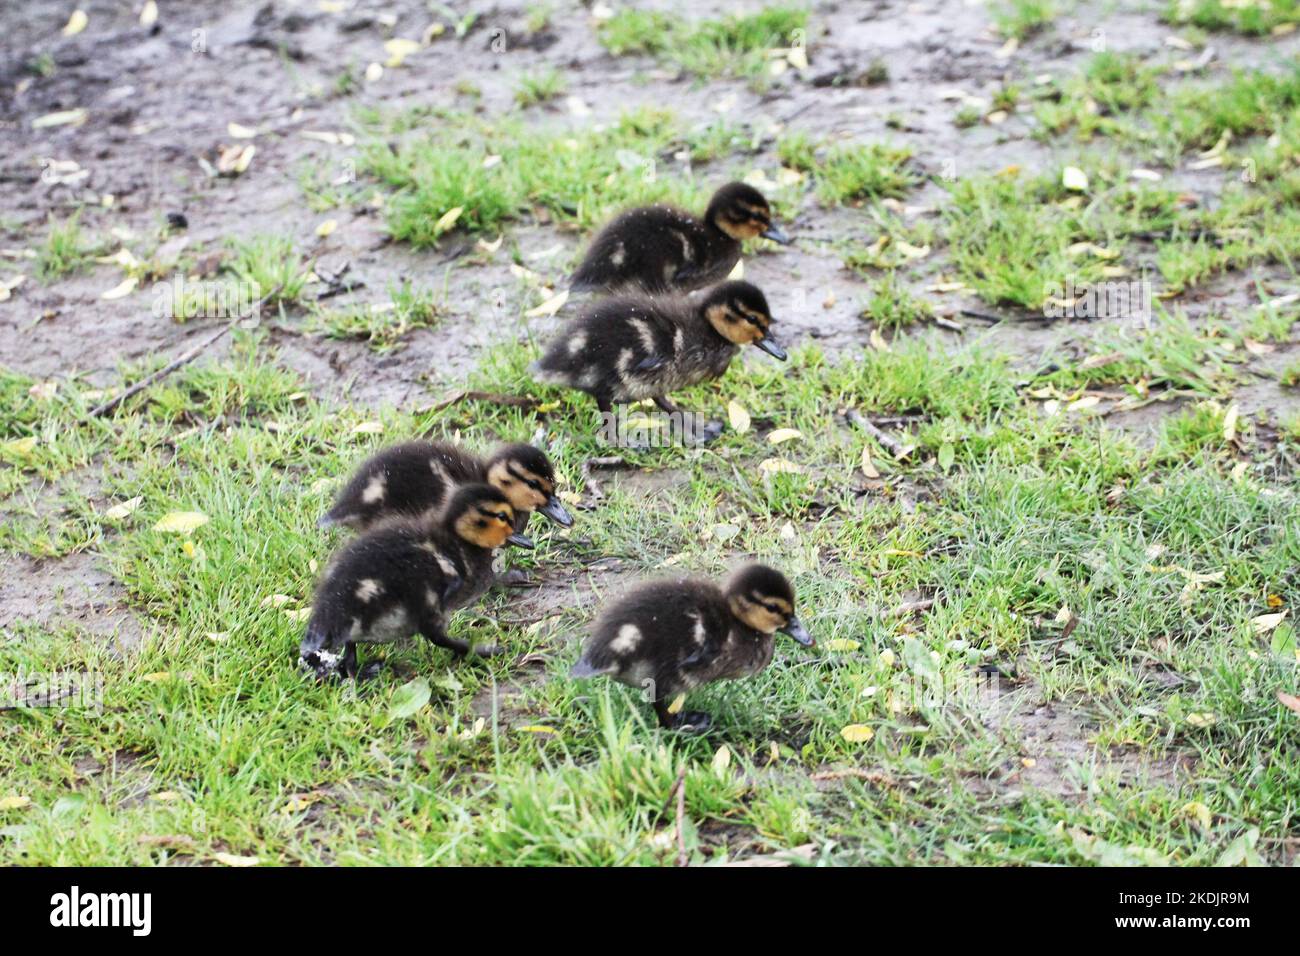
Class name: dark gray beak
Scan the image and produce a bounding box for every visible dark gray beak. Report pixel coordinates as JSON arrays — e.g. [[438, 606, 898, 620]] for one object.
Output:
[[761, 224, 791, 245], [780, 616, 814, 647], [506, 532, 535, 549], [537, 496, 573, 527], [756, 337, 788, 360]]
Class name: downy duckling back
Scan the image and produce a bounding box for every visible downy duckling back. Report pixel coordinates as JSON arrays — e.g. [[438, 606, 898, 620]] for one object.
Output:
[[569, 182, 790, 295], [531, 279, 788, 417], [319, 441, 572, 532]]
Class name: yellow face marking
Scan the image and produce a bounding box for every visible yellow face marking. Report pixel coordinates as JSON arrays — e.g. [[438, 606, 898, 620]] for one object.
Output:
[[729, 594, 786, 634]]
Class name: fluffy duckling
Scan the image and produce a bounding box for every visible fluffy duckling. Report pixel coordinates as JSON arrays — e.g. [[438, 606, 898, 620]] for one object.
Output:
[[318, 441, 572, 534], [531, 280, 787, 434], [570, 564, 813, 732], [300, 483, 532, 681], [569, 182, 790, 295]]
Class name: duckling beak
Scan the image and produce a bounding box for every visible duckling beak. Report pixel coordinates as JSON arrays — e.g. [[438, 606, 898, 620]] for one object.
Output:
[[506, 532, 535, 549], [780, 616, 814, 647], [755, 337, 788, 361], [761, 224, 791, 245], [537, 496, 574, 528]]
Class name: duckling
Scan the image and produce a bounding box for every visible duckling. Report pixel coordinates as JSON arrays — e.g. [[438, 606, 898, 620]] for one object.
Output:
[[531, 280, 787, 440], [318, 441, 572, 534], [569, 182, 791, 295], [299, 483, 533, 681], [570, 564, 813, 732]]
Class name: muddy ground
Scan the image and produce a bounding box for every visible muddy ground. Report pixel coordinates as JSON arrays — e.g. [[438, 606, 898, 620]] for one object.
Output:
[[3, 0, 1299, 805]]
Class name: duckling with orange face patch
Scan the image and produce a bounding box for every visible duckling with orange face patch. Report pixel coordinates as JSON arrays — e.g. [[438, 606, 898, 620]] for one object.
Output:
[[569, 182, 790, 295], [300, 484, 532, 681], [531, 280, 787, 441], [319, 441, 572, 534], [570, 564, 813, 732]]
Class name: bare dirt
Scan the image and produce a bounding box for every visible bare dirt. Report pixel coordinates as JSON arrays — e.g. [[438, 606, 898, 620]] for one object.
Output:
[[3, 0, 1299, 798]]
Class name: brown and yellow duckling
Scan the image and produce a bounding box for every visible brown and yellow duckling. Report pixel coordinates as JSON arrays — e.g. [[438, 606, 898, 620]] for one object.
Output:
[[319, 441, 571, 534], [569, 181, 790, 295], [531, 280, 787, 440], [570, 564, 813, 732], [299, 484, 532, 681]]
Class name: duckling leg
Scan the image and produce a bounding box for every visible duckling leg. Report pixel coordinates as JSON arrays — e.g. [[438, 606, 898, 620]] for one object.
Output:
[[420, 618, 500, 659], [653, 396, 682, 414]]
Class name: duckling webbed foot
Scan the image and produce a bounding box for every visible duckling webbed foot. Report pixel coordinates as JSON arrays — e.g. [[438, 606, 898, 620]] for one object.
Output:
[[689, 419, 725, 445], [653, 700, 713, 733]]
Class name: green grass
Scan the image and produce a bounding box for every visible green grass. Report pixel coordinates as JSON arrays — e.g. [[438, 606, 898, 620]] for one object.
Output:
[[361, 107, 707, 245], [778, 134, 919, 205], [1165, 0, 1300, 34], [861, 274, 935, 332], [226, 235, 311, 306], [990, 0, 1058, 39], [3, 327, 1296, 865], [6, 14, 1300, 867], [514, 68, 567, 109], [597, 6, 809, 86], [309, 281, 443, 352], [37, 212, 92, 281]]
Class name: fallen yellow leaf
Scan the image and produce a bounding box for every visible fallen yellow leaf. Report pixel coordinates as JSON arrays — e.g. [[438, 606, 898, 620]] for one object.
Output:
[[434, 206, 463, 234], [101, 276, 138, 300], [767, 428, 801, 445], [758, 457, 805, 475], [861, 446, 879, 478], [153, 511, 209, 533], [104, 496, 143, 520], [840, 724, 875, 743], [1251, 611, 1287, 634], [62, 10, 88, 35], [32, 109, 88, 129], [213, 852, 261, 867], [712, 744, 732, 772], [384, 38, 421, 67], [1062, 166, 1089, 192], [525, 290, 568, 318], [1182, 801, 1213, 830], [727, 400, 751, 434], [0, 795, 31, 811]]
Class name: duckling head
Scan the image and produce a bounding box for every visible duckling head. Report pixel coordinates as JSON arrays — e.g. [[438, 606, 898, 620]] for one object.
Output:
[[706, 182, 790, 245], [485, 444, 573, 527], [724, 564, 813, 646], [447, 483, 534, 550], [701, 280, 788, 360]]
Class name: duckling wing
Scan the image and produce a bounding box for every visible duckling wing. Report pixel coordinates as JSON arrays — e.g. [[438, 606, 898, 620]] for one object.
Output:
[[571, 206, 709, 294], [324, 441, 480, 531]]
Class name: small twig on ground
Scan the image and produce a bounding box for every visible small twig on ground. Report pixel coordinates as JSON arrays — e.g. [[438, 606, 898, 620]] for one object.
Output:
[[423, 390, 541, 414], [959, 309, 1004, 324], [86, 284, 282, 421], [810, 769, 894, 785], [315, 262, 364, 301], [843, 407, 910, 459], [885, 597, 935, 618], [932, 316, 964, 333]]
